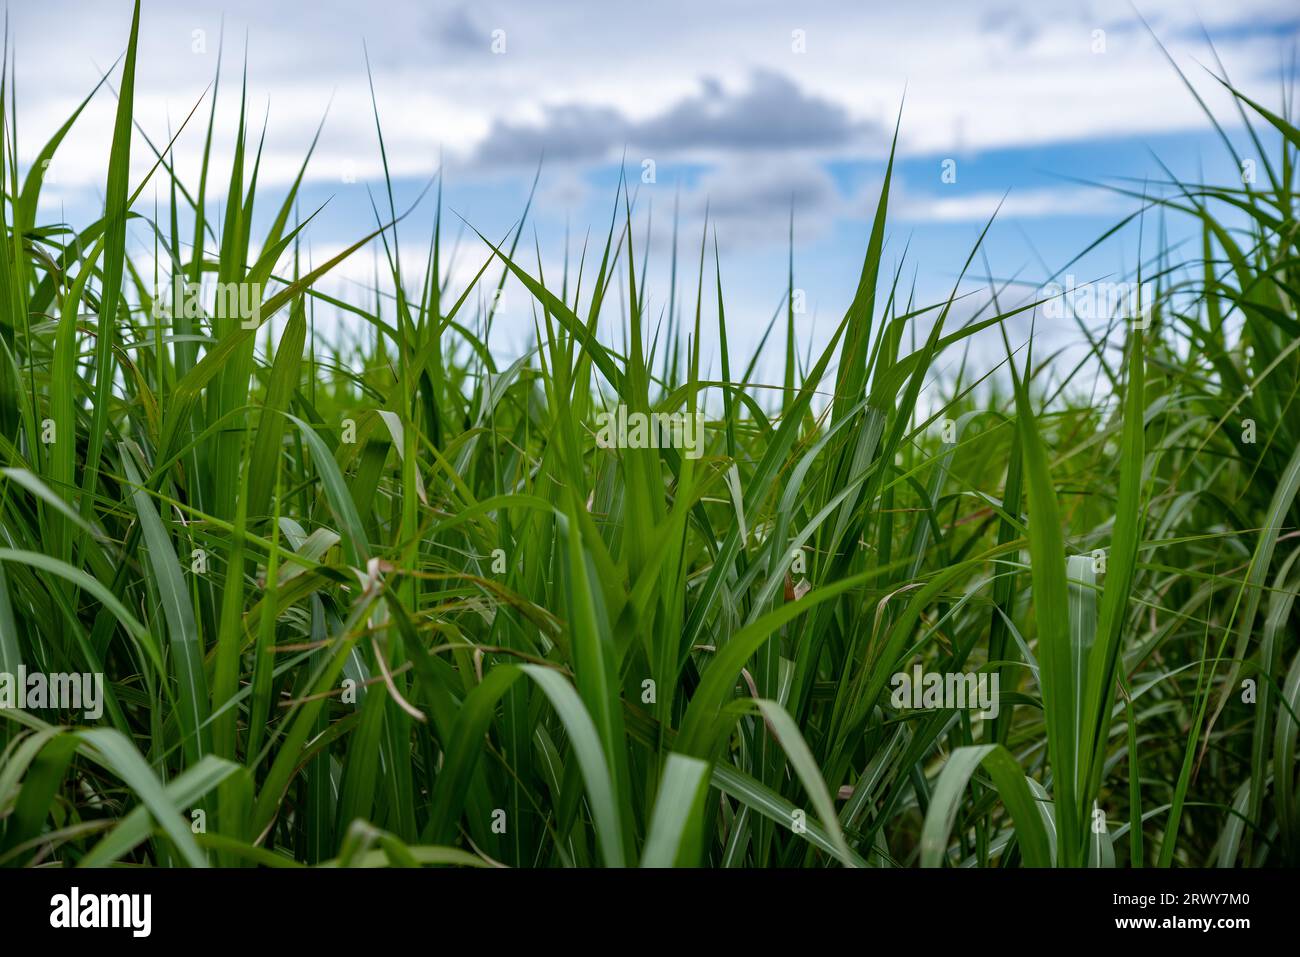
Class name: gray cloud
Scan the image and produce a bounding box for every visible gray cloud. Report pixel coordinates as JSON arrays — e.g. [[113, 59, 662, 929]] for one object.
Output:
[[434, 4, 492, 50], [614, 157, 844, 256], [637, 71, 865, 151], [686, 158, 838, 222], [476, 103, 627, 166], [472, 69, 872, 167]]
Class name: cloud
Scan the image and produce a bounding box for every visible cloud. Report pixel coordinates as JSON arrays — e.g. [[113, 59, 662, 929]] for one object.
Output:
[[9, 0, 1296, 201], [977, 5, 1042, 47], [433, 5, 492, 51], [683, 157, 840, 241], [475, 103, 627, 166], [590, 156, 847, 260], [472, 69, 874, 168], [893, 186, 1125, 222], [636, 71, 867, 152]]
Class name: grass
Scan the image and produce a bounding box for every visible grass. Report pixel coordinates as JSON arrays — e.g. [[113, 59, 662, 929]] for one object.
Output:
[[0, 2, 1298, 868]]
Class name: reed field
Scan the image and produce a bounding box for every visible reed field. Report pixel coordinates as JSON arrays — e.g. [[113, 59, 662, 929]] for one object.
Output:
[[0, 2, 1298, 869]]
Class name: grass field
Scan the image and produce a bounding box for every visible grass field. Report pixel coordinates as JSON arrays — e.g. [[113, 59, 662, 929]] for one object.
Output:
[[1, 2, 1298, 868]]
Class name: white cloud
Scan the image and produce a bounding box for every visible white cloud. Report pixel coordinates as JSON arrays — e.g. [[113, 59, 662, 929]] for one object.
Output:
[[8, 0, 1295, 202], [894, 186, 1125, 222]]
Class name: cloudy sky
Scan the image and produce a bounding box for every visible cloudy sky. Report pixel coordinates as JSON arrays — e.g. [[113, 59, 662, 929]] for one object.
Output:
[[11, 0, 1300, 382]]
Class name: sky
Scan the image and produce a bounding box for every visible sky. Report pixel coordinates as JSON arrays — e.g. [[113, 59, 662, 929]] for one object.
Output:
[[10, 0, 1300, 390]]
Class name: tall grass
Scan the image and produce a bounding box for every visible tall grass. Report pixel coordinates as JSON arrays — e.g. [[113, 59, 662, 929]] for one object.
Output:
[[0, 3, 1297, 868]]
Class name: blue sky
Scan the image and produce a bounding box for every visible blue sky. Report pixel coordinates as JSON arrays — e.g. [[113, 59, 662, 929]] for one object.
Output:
[[11, 0, 1300, 387]]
